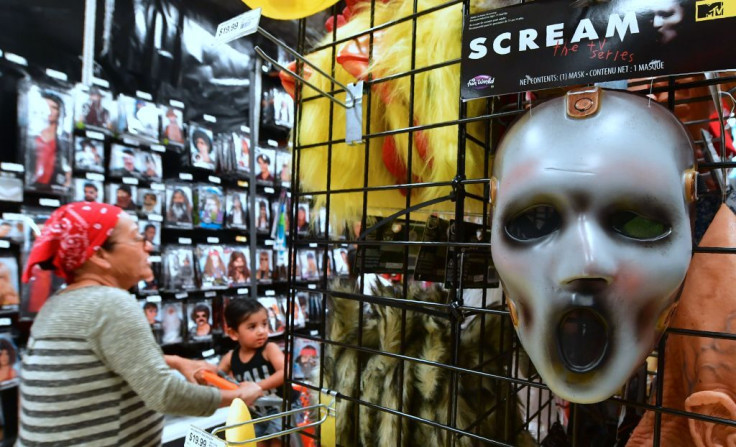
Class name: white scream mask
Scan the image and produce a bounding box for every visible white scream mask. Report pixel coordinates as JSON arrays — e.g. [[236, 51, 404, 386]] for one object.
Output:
[[490, 87, 696, 403]]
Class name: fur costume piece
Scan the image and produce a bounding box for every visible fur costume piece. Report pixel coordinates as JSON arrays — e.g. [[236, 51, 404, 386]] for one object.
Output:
[[323, 279, 535, 446], [285, 0, 503, 229]]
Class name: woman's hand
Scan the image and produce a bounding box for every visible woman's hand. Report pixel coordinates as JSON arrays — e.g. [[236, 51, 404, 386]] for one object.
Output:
[[237, 381, 263, 406]]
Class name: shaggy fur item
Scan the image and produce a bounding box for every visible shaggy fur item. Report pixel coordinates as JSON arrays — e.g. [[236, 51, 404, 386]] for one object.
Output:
[[293, 0, 494, 229], [324, 279, 535, 446]]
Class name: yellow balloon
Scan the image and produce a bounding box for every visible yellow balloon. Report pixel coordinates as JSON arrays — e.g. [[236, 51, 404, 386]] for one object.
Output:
[[242, 0, 341, 20], [225, 398, 257, 446]]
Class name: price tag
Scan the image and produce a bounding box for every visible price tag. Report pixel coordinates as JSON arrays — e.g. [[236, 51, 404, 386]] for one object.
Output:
[[267, 139, 278, 147], [151, 183, 165, 191], [85, 130, 105, 140], [310, 329, 319, 336], [0, 163, 24, 173], [202, 349, 215, 358], [264, 240, 274, 246], [208, 176, 221, 184], [0, 241, 9, 249], [86, 172, 105, 181], [170, 99, 185, 109], [235, 236, 247, 243], [136, 91, 153, 101], [215, 8, 261, 43], [151, 144, 166, 153], [92, 77, 110, 88], [175, 292, 188, 299], [309, 243, 318, 248], [123, 138, 141, 146], [146, 295, 162, 303], [240, 125, 250, 133], [207, 237, 220, 244], [265, 290, 275, 296], [237, 288, 249, 295], [2, 213, 23, 220], [179, 173, 193, 181], [149, 256, 162, 263], [308, 284, 318, 290], [203, 114, 217, 123], [149, 214, 163, 222], [237, 180, 248, 188], [122, 177, 139, 185], [179, 237, 192, 245], [5, 52, 28, 66], [0, 318, 11, 327], [184, 426, 226, 447], [205, 291, 217, 298], [45, 68, 68, 81], [39, 198, 61, 207], [264, 187, 275, 194]]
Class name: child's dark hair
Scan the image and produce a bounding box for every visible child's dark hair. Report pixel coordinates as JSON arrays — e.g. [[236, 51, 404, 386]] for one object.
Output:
[[225, 298, 266, 329]]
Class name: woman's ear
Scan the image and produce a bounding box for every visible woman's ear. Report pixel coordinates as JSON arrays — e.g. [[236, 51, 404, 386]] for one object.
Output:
[[685, 390, 736, 447], [86, 249, 113, 270]]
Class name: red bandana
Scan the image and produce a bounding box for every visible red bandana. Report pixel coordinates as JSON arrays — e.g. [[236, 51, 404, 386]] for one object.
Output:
[[22, 202, 123, 283]]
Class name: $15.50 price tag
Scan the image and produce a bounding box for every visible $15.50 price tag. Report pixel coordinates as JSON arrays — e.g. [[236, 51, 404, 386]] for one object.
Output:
[[184, 426, 225, 447]]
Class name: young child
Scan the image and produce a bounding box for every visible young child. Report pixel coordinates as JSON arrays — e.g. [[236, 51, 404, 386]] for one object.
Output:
[[220, 299, 290, 446]]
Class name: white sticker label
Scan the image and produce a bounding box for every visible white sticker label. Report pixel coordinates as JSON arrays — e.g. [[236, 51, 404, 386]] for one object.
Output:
[[0, 163, 24, 173], [170, 99, 185, 109], [208, 176, 221, 184], [39, 198, 61, 207], [149, 256, 162, 263], [308, 284, 318, 290], [240, 125, 250, 133], [203, 114, 217, 123], [92, 77, 110, 88], [122, 177, 139, 185], [0, 318, 11, 326], [136, 90, 153, 101], [179, 237, 192, 245], [310, 329, 319, 336], [122, 138, 140, 146], [0, 241, 9, 249], [175, 292, 188, 299], [309, 243, 318, 248], [237, 288, 249, 295], [267, 139, 278, 147], [207, 237, 219, 244], [85, 172, 105, 181], [5, 52, 28, 66], [45, 68, 68, 81], [149, 214, 163, 222], [184, 426, 226, 447], [151, 183, 165, 191], [179, 173, 193, 181], [202, 349, 215, 357], [215, 8, 261, 43], [237, 180, 248, 188], [151, 144, 166, 153], [264, 187, 275, 194], [146, 295, 162, 303], [265, 290, 276, 296], [205, 291, 216, 298], [264, 240, 274, 246], [235, 236, 247, 243], [85, 130, 105, 141], [1, 213, 23, 220]]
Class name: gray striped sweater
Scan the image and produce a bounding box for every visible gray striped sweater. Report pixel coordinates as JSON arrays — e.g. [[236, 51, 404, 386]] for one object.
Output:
[[19, 286, 221, 446]]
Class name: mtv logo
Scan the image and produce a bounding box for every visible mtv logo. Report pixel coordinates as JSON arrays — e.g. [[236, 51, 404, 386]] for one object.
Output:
[[697, 1, 724, 18]]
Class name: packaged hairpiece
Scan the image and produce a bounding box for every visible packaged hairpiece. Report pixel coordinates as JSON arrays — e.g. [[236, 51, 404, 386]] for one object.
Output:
[[160, 301, 185, 345], [255, 148, 275, 184], [141, 300, 163, 344], [194, 185, 225, 230], [189, 125, 216, 171], [258, 296, 285, 337], [255, 249, 272, 283], [137, 188, 164, 217], [225, 189, 248, 230], [137, 253, 161, 294], [276, 150, 292, 187], [162, 246, 197, 291], [109, 144, 143, 180], [139, 220, 161, 250], [138, 150, 163, 183], [255, 195, 271, 233], [293, 338, 319, 381], [117, 94, 160, 143], [73, 135, 105, 174], [0, 215, 26, 245], [188, 299, 213, 341], [164, 183, 194, 229], [195, 245, 228, 289], [0, 256, 20, 309], [160, 104, 186, 147], [298, 249, 320, 281], [0, 333, 20, 384], [18, 80, 73, 195], [223, 245, 251, 286], [107, 183, 138, 212], [234, 129, 251, 175], [73, 178, 104, 203], [72, 83, 116, 133]]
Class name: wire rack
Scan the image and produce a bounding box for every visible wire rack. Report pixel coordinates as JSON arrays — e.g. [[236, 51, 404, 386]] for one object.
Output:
[[274, 1, 736, 446]]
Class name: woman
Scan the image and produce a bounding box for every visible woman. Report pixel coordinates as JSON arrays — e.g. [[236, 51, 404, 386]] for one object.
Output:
[[227, 193, 247, 228], [227, 250, 250, 285], [19, 202, 262, 446], [203, 249, 227, 285], [256, 250, 272, 281]]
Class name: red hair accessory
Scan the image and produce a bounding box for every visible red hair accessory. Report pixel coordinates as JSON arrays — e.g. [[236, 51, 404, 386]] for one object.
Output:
[[22, 202, 123, 283]]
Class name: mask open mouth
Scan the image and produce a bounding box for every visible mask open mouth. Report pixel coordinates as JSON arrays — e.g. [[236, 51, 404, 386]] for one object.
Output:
[[556, 308, 610, 373]]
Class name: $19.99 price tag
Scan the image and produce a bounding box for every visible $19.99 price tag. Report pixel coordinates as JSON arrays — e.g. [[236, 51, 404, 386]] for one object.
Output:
[[184, 426, 225, 447]]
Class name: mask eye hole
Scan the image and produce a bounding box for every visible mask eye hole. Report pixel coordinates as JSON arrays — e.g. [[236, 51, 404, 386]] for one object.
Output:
[[610, 211, 670, 241], [505, 205, 561, 241]]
